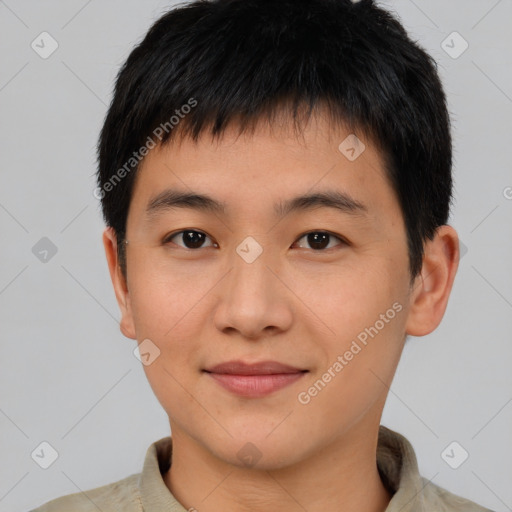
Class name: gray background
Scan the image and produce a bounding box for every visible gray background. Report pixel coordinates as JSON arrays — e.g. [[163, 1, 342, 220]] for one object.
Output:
[[1, 1, 511, 511]]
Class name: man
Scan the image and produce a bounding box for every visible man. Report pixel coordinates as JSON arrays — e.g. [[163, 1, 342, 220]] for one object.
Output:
[[32, 0, 493, 510]]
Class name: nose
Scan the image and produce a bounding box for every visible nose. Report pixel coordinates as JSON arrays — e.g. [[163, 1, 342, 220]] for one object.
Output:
[[213, 241, 293, 340]]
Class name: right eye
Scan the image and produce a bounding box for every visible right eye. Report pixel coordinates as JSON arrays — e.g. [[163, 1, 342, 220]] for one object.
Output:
[[163, 229, 218, 250]]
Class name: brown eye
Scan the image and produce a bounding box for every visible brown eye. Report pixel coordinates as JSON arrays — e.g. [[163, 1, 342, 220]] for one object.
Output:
[[164, 230, 217, 249], [293, 231, 346, 251]]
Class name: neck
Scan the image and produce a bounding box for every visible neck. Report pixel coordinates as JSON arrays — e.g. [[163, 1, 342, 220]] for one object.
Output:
[[164, 419, 392, 512]]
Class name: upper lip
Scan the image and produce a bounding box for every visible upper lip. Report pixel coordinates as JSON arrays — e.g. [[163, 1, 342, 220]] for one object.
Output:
[[204, 360, 307, 375]]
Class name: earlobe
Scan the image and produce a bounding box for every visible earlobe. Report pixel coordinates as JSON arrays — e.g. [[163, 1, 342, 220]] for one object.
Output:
[[405, 225, 460, 337], [102, 227, 137, 340]]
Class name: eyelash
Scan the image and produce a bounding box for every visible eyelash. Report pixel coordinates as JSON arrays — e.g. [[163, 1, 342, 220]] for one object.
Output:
[[162, 229, 348, 252]]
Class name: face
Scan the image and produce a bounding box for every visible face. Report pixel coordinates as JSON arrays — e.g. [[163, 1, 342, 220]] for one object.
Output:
[[104, 111, 440, 470]]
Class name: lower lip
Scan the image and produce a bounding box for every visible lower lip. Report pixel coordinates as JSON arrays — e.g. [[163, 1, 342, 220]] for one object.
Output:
[[205, 372, 306, 398]]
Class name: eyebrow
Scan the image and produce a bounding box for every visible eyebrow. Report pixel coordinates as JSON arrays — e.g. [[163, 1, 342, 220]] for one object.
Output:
[[145, 187, 368, 220]]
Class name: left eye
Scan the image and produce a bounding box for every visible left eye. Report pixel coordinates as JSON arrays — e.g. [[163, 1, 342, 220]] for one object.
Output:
[[292, 231, 346, 251], [164, 230, 345, 251]]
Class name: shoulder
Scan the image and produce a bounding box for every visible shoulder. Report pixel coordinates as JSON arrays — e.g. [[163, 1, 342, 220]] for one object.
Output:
[[420, 477, 495, 512], [29, 473, 142, 512]]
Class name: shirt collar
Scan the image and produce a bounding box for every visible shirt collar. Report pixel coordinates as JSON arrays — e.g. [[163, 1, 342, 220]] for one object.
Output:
[[377, 425, 428, 511], [138, 434, 186, 511], [138, 425, 428, 512]]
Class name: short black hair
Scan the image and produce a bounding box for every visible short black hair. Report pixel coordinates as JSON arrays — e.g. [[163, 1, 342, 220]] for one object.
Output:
[[96, 0, 453, 283]]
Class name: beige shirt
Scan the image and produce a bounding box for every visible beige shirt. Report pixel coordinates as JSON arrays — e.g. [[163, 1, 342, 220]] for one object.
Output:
[[30, 425, 493, 511]]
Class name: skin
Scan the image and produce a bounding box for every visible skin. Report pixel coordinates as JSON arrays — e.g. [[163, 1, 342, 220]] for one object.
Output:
[[103, 108, 459, 512]]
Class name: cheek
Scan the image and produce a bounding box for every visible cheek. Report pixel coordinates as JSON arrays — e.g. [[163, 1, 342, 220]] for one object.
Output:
[[298, 312, 405, 433], [128, 256, 213, 340], [294, 258, 402, 336], [333, 268, 406, 371], [130, 266, 210, 415], [295, 260, 407, 403], [127, 265, 219, 411]]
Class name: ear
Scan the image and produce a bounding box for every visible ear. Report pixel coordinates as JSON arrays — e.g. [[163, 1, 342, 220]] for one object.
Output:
[[102, 227, 137, 340], [405, 225, 460, 337]]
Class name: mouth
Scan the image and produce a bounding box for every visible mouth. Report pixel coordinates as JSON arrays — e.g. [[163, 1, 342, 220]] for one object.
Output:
[[203, 360, 308, 398]]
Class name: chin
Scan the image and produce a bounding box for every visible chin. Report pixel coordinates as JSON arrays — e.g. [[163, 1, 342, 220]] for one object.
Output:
[[211, 432, 308, 471]]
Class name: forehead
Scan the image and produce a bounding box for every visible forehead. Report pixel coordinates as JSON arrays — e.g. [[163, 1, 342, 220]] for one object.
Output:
[[126, 112, 400, 232]]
